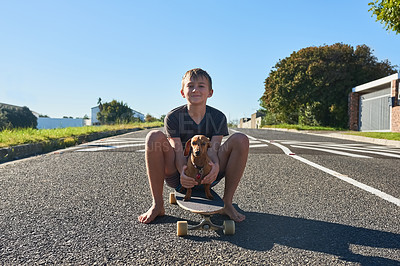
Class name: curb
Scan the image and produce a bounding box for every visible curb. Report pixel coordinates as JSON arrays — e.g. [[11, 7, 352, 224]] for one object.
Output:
[[0, 128, 143, 164], [262, 128, 400, 148]]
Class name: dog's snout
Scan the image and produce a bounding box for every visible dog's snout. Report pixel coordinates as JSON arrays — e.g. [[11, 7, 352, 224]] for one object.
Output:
[[194, 150, 201, 156]]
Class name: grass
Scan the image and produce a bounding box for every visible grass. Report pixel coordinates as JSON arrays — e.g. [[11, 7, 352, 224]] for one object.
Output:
[[262, 124, 400, 141], [345, 132, 400, 141], [0, 121, 163, 148], [262, 123, 346, 131]]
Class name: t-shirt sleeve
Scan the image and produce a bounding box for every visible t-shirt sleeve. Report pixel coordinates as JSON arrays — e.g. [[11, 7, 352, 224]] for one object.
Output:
[[207, 107, 229, 137], [164, 111, 180, 138], [215, 112, 229, 136]]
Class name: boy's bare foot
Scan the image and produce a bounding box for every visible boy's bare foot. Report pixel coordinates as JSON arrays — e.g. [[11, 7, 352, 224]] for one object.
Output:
[[219, 204, 246, 222], [138, 204, 165, 224]]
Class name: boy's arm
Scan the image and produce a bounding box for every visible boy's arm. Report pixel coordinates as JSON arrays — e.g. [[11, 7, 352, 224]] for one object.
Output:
[[202, 135, 223, 184], [168, 137, 186, 172]]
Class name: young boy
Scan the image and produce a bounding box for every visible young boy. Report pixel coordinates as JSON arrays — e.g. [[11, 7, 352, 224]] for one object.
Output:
[[138, 68, 249, 224]]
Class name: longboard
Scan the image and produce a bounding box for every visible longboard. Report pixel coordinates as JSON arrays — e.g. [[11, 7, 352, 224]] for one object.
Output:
[[170, 188, 235, 236]]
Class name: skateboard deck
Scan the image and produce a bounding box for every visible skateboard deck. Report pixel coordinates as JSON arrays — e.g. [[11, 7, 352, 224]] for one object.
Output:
[[174, 189, 224, 214], [170, 188, 235, 236]]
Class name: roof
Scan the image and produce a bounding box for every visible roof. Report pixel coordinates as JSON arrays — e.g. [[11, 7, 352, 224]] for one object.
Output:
[[352, 73, 399, 93]]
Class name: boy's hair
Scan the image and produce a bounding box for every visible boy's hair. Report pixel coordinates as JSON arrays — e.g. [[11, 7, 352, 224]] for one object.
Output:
[[181, 68, 212, 91]]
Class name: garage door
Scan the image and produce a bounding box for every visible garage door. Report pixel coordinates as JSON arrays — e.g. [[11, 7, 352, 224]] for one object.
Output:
[[359, 88, 391, 131]]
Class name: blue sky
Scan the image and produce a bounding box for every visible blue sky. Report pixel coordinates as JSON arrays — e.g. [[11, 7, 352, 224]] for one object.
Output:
[[1, 0, 399, 122]]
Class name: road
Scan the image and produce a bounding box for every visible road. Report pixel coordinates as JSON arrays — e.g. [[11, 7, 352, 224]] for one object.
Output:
[[0, 128, 399, 265]]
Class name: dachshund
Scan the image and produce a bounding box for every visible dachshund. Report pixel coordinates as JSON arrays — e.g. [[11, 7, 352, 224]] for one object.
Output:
[[183, 135, 213, 201]]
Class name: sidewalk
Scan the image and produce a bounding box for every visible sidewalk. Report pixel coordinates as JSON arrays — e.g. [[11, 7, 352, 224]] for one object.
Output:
[[262, 128, 400, 148]]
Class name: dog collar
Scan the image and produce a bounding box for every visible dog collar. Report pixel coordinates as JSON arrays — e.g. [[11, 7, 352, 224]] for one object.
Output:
[[191, 162, 204, 171], [192, 162, 204, 180]]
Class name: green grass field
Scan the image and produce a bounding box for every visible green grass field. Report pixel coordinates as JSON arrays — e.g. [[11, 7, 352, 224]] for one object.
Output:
[[0, 122, 163, 148]]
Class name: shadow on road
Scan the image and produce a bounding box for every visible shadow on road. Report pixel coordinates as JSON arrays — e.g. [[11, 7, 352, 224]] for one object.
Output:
[[230, 211, 399, 265], [156, 207, 399, 265]]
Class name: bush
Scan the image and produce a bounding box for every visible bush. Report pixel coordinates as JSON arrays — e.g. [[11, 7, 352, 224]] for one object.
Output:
[[298, 102, 323, 126], [0, 105, 37, 129]]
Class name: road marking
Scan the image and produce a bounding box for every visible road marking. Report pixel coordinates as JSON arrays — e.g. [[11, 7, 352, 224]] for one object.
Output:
[[290, 145, 372, 158], [249, 144, 269, 148], [295, 143, 400, 159], [248, 134, 400, 207], [291, 154, 400, 207], [76, 143, 145, 152], [260, 139, 295, 155]]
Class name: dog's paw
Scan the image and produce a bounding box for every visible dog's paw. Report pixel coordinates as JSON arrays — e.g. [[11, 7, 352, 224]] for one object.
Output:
[[206, 194, 214, 200]]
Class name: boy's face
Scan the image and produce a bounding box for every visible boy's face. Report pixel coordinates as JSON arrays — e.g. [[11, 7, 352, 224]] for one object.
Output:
[[181, 76, 213, 105]]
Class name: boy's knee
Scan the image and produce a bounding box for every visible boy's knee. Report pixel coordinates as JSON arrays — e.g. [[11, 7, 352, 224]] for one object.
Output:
[[146, 130, 168, 152], [232, 132, 249, 146], [146, 130, 165, 143], [224, 133, 249, 152]]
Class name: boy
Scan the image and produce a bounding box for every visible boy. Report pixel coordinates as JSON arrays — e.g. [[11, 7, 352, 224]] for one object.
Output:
[[138, 68, 249, 224]]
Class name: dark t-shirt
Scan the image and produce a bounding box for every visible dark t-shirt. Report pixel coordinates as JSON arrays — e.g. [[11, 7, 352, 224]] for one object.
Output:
[[164, 105, 229, 145]]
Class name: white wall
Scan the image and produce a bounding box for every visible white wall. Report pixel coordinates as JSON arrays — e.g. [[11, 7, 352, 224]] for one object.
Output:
[[37, 118, 84, 129], [91, 106, 100, 125]]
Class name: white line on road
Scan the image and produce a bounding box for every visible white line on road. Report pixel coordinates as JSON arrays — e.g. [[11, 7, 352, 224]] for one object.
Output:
[[249, 144, 269, 148], [76, 143, 145, 152], [290, 145, 372, 158], [246, 133, 400, 207], [292, 154, 400, 207], [297, 143, 400, 159]]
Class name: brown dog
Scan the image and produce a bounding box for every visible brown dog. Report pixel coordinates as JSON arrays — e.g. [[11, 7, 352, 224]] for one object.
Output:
[[183, 135, 213, 201]]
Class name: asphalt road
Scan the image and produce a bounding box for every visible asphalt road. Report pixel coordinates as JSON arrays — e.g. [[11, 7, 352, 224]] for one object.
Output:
[[0, 128, 399, 265]]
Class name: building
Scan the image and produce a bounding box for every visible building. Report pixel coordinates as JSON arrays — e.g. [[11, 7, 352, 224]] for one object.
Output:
[[91, 106, 101, 125], [239, 117, 251, 128], [349, 73, 400, 132], [36, 117, 85, 129], [239, 111, 265, 129]]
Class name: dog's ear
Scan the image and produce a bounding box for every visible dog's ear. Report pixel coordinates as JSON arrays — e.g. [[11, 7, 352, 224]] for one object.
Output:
[[184, 138, 191, 157]]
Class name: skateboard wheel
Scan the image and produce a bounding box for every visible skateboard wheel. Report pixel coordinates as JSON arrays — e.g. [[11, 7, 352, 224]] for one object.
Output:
[[223, 220, 235, 235], [169, 192, 177, 204], [177, 221, 188, 236]]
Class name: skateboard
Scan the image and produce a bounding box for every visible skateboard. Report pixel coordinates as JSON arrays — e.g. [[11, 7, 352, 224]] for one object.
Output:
[[169, 188, 235, 236]]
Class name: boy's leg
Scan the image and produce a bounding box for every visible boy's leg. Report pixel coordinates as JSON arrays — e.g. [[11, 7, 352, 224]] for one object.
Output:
[[138, 130, 176, 224], [218, 132, 249, 222]]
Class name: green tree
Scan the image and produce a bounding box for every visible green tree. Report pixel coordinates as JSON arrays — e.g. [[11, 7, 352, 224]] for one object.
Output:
[[97, 100, 135, 124], [369, 0, 400, 34], [260, 43, 397, 128], [145, 113, 157, 123]]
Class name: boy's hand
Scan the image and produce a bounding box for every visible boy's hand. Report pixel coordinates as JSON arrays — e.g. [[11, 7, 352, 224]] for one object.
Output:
[[180, 165, 198, 188], [201, 161, 219, 185]]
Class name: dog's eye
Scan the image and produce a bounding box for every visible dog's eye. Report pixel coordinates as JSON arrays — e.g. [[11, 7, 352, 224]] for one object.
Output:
[[201, 143, 206, 146]]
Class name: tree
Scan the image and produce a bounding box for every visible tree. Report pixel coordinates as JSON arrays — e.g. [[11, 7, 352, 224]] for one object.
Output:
[[97, 97, 103, 111], [369, 0, 400, 34], [97, 100, 135, 124], [145, 113, 157, 123], [260, 43, 397, 128]]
